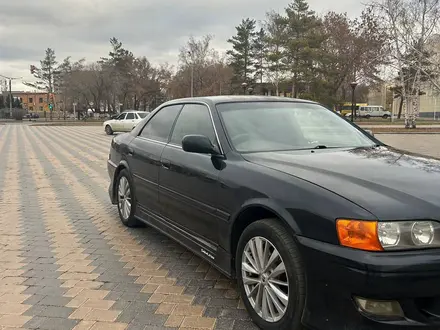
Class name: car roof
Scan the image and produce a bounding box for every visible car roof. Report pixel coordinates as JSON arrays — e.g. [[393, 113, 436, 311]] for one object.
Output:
[[164, 95, 317, 107]]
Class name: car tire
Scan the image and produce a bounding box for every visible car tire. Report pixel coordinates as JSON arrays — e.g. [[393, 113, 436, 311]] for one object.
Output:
[[236, 219, 306, 330], [382, 114, 389, 119], [365, 115, 371, 119], [116, 169, 140, 227], [105, 125, 113, 135]]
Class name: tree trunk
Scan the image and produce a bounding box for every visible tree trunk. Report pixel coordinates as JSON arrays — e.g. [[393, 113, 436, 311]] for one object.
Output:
[[404, 96, 411, 128], [397, 97, 403, 119]]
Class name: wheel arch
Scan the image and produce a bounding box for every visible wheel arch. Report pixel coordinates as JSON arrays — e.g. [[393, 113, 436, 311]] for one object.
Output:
[[229, 199, 300, 277], [112, 160, 131, 201]]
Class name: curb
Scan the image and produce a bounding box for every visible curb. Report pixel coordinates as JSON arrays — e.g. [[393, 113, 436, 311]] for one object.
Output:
[[374, 132, 440, 135]]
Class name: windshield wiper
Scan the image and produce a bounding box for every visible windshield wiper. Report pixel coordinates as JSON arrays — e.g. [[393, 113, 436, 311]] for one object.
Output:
[[292, 145, 345, 151]]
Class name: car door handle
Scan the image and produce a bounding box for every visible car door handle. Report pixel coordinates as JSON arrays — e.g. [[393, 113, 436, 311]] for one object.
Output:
[[161, 160, 170, 169], [127, 147, 134, 156]]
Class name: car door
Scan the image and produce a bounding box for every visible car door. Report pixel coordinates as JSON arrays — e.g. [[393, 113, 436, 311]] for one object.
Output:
[[127, 104, 182, 217], [159, 103, 222, 250], [133, 113, 143, 128], [123, 112, 136, 131], [374, 107, 380, 117], [113, 113, 126, 131]]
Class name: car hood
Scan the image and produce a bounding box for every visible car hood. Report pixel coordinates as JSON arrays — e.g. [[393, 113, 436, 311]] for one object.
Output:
[[243, 146, 440, 220]]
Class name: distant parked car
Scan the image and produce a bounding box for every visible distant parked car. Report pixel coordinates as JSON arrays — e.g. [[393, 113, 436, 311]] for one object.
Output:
[[25, 113, 39, 120], [346, 106, 391, 119], [103, 111, 149, 135]]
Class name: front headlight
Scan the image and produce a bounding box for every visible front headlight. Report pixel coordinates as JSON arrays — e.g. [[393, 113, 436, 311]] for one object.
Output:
[[412, 221, 435, 245], [337, 219, 440, 251], [377, 222, 401, 247]]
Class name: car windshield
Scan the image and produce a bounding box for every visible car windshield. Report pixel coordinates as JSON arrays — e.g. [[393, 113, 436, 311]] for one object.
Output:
[[216, 101, 376, 153], [137, 112, 148, 118]]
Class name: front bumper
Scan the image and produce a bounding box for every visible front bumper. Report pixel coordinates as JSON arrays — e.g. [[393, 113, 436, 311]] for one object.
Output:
[[298, 236, 440, 330]]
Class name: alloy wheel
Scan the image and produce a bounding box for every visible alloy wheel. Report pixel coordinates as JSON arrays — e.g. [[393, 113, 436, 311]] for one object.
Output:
[[118, 176, 131, 220], [241, 236, 289, 323]]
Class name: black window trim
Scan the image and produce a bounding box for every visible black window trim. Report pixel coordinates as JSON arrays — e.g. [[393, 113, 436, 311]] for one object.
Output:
[[137, 101, 224, 155], [167, 102, 222, 154]]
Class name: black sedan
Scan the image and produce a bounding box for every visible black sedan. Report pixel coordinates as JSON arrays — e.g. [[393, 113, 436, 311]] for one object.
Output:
[[107, 96, 440, 330]]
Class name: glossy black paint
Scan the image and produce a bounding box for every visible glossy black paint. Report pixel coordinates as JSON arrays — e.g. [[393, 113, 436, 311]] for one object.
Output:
[[128, 137, 164, 214], [107, 96, 440, 330]]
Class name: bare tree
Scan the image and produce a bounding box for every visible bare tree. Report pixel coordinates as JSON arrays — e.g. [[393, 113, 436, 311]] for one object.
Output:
[[169, 35, 232, 98], [321, 10, 390, 102], [371, 0, 440, 128]]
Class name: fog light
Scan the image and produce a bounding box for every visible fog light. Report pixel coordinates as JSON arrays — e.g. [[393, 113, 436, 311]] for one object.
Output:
[[354, 297, 404, 317]]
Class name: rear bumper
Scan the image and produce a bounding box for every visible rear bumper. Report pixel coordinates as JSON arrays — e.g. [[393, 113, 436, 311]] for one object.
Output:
[[107, 159, 117, 204], [297, 236, 440, 330]]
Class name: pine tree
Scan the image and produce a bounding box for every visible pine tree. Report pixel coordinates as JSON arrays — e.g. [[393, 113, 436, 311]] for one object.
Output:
[[252, 28, 267, 84], [25, 48, 59, 94], [106, 37, 134, 70], [102, 38, 135, 109], [24, 48, 61, 117], [227, 18, 257, 87], [265, 11, 288, 95], [13, 97, 22, 108], [283, 0, 323, 97]]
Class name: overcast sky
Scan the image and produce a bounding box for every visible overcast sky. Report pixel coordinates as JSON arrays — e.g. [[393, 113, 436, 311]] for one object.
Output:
[[0, 0, 364, 91]]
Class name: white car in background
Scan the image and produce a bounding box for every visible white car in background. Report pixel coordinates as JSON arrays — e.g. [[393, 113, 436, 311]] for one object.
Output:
[[103, 111, 149, 135], [345, 106, 391, 119]]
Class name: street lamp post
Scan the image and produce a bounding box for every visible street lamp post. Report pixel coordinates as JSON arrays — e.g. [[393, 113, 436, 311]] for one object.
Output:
[[73, 102, 77, 119], [350, 82, 358, 123], [241, 82, 248, 95], [8, 79, 12, 118]]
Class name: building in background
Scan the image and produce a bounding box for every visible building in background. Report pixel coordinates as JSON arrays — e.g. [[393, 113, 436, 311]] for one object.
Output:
[[389, 85, 440, 120], [367, 83, 392, 110], [1, 91, 56, 113], [368, 82, 440, 119]]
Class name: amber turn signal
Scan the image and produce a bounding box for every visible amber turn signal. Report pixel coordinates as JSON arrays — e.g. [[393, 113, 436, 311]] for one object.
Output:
[[336, 219, 383, 251]]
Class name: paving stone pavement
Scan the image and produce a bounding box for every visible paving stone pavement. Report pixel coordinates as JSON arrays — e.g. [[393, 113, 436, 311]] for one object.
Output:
[[377, 134, 440, 159], [1, 125, 438, 330], [0, 124, 258, 330]]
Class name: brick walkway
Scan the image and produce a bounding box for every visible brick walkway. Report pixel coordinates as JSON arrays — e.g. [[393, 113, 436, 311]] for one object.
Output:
[[0, 125, 257, 330], [377, 134, 440, 159], [1, 125, 437, 330]]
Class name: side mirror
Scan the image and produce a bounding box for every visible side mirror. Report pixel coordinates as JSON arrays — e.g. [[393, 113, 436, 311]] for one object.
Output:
[[182, 135, 218, 155]]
